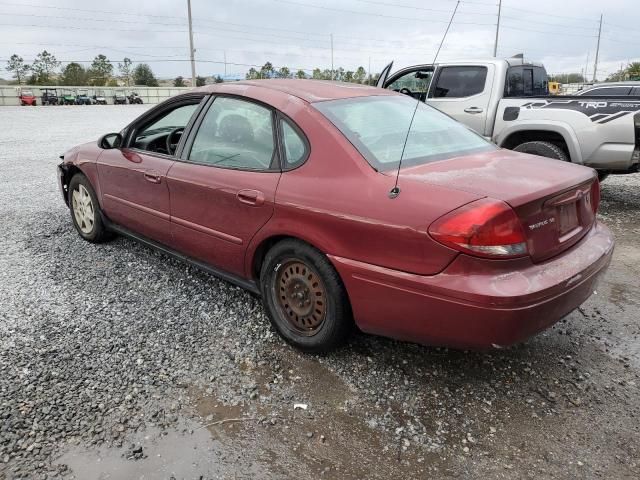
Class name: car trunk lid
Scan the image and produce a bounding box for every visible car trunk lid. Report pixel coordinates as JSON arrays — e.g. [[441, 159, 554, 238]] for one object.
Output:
[[395, 149, 598, 262]]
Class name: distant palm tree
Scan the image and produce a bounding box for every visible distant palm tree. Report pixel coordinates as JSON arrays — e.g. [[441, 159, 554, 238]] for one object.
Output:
[[627, 62, 640, 80]]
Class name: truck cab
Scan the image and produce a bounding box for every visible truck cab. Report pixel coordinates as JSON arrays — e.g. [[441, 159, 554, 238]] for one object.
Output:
[[378, 58, 639, 175], [378, 57, 548, 138]]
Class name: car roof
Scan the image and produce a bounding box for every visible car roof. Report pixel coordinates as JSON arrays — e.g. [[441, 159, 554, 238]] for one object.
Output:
[[194, 79, 397, 103]]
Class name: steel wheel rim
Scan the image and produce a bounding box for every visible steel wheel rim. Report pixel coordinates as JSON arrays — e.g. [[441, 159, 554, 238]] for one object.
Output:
[[274, 260, 327, 336], [72, 184, 95, 234]]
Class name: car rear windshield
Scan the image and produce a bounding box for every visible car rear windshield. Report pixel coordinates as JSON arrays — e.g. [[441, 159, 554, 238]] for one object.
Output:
[[313, 95, 495, 171]]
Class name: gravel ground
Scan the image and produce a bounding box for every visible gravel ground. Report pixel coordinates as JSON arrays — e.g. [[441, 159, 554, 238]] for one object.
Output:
[[0, 105, 639, 479]]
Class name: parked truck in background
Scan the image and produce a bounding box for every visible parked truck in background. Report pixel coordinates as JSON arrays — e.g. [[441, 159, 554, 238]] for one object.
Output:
[[377, 57, 640, 178]]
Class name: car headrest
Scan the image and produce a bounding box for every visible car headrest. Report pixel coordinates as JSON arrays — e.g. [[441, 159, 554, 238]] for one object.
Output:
[[218, 114, 254, 143]]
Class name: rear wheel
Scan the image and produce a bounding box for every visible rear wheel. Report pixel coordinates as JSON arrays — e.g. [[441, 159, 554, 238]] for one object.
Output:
[[260, 239, 353, 353], [513, 141, 569, 162], [68, 174, 112, 243]]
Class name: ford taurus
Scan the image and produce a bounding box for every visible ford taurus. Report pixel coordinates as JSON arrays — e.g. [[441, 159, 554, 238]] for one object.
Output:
[[57, 80, 614, 352]]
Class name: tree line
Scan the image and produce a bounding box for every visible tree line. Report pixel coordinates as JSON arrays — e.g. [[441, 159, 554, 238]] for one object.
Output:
[[604, 62, 640, 82], [5, 51, 160, 87], [548, 62, 640, 84], [245, 62, 378, 84]]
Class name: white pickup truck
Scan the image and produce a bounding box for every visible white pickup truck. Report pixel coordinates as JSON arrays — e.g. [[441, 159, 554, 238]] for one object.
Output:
[[377, 57, 640, 178]]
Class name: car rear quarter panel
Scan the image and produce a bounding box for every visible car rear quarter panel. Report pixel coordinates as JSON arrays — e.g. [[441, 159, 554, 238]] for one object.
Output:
[[246, 102, 481, 277]]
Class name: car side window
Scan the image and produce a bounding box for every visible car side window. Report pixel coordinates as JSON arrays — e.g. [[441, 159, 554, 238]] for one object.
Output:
[[281, 120, 307, 167], [433, 66, 487, 98], [387, 70, 433, 101], [189, 97, 276, 170], [134, 102, 200, 154], [504, 66, 548, 97]]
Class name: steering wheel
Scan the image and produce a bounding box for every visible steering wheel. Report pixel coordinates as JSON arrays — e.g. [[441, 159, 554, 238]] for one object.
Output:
[[399, 87, 413, 97], [166, 127, 185, 155]]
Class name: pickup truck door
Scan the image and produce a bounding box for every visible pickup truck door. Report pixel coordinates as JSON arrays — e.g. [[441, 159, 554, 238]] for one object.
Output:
[[426, 64, 495, 136]]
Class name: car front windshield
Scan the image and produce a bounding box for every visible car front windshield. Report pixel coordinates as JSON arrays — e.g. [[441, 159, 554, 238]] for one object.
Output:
[[313, 95, 495, 171]]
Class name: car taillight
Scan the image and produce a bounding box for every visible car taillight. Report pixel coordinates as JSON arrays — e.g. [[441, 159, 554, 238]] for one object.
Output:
[[590, 179, 600, 214], [428, 198, 528, 259]]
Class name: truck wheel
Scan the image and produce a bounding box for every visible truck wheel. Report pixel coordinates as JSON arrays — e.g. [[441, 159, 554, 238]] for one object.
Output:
[[260, 239, 353, 353], [513, 141, 569, 162]]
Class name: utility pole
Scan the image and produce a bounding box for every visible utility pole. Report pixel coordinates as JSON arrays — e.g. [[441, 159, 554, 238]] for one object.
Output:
[[493, 0, 502, 57], [330, 34, 334, 80], [187, 0, 196, 87], [593, 14, 602, 83], [224, 50, 227, 78], [368, 56, 371, 85]]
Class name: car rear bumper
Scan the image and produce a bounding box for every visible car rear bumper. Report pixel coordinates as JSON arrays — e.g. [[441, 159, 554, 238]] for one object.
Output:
[[329, 221, 614, 349]]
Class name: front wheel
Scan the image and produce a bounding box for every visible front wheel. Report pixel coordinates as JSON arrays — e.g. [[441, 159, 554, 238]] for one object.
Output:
[[68, 173, 112, 243], [260, 239, 353, 353]]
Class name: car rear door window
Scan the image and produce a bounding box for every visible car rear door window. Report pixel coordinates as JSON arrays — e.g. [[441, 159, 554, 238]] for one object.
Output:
[[432, 66, 487, 98], [189, 97, 276, 170]]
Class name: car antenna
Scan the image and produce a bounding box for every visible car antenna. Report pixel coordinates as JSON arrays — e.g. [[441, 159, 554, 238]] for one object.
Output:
[[389, 0, 460, 199]]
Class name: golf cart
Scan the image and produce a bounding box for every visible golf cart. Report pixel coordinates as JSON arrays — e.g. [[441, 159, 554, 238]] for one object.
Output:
[[93, 90, 107, 105], [75, 89, 91, 105], [41, 88, 58, 106], [18, 89, 37, 106], [60, 89, 76, 105], [127, 91, 143, 104], [113, 89, 127, 105]]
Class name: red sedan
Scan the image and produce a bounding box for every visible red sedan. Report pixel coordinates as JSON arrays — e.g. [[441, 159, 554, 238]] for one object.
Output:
[[57, 80, 614, 352]]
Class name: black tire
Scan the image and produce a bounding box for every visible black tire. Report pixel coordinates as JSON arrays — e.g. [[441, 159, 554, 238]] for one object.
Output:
[[513, 141, 569, 162], [597, 171, 610, 182], [68, 173, 112, 243], [260, 239, 353, 353]]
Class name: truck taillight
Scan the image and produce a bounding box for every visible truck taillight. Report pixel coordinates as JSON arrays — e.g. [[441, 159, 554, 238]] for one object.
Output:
[[590, 179, 600, 214], [428, 199, 528, 259]]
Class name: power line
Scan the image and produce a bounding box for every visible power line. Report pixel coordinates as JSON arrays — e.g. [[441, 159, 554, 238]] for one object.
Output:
[[499, 24, 598, 38], [348, 0, 497, 15], [499, 15, 600, 32], [0, 11, 184, 26], [0, 18, 494, 58], [271, 0, 495, 25], [500, 5, 600, 23]]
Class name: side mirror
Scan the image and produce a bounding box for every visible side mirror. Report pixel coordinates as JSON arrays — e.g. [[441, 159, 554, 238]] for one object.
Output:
[[98, 133, 122, 149]]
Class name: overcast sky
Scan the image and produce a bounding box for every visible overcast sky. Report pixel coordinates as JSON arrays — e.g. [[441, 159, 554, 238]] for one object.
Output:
[[1, 0, 638, 81]]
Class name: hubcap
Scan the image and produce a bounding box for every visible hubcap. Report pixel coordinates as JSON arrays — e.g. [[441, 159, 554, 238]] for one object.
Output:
[[275, 260, 327, 335], [72, 184, 95, 234]]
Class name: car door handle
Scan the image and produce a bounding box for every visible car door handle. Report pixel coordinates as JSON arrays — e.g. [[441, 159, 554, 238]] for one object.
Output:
[[464, 107, 484, 114], [143, 171, 162, 184], [237, 189, 265, 206]]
